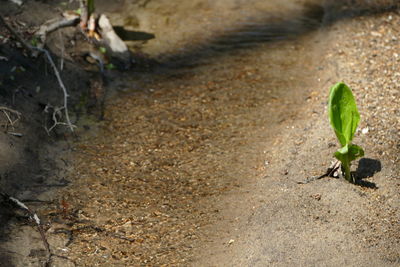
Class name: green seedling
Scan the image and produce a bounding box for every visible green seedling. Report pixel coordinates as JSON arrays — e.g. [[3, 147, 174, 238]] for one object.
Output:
[[30, 37, 38, 47], [105, 63, 116, 70], [99, 46, 107, 54], [328, 82, 364, 183]]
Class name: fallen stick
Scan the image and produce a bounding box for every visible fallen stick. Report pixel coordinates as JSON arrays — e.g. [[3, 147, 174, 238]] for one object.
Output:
[[36, 17, 80, 37], [0, 106, 22, 131], [37, 48, 76, 132], [44, 104, 75, 134], [0, 106, 22, 117], [58, 31, 64, 70], [33, 15, 80, 57], [0, 192, 51, 266], [1, 192, 78, 266], [7, 132, 23, 137], [0, 15, 76, 132]]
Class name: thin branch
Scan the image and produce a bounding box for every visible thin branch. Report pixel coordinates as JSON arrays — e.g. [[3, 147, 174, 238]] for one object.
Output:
[[58, 30, 65, 71], [36, 17, 79, 37], [33, 16, 79, 57], [0, 106, 22, 132], [2, 110, 13, 128], [44, 105, 76, 134], [0, 15, 76, 132], [0, 106, 22, 117], [36, 48, 75, 132], [1, 193, 78, 267], [0, 192, 51, 266], [7, 132, 23, 137]]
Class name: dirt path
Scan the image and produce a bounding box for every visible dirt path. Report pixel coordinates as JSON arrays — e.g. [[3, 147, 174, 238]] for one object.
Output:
[[63, 1, 399, 266], [194, 9, 400, 266], [1, 1, 398, 266]]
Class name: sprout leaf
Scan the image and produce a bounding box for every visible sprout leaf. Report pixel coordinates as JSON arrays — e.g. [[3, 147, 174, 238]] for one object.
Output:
[[328, 82, 360, 146]]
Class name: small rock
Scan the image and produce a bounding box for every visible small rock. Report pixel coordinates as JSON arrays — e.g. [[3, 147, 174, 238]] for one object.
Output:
[[311, 194, 321, 201], [371, 31, 382, 37]]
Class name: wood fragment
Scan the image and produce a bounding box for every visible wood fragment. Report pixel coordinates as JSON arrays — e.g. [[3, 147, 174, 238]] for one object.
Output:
[[7, 132, 23, 137], [36, 17, 79, 37], [98, 14, 131, 69]]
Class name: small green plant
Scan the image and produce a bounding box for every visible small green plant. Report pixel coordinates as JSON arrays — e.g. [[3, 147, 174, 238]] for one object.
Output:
[[30, 37, 38, 47], [99, 46, 107, 54], [105, 63, 116, 70], [328, 82, 364, 183]]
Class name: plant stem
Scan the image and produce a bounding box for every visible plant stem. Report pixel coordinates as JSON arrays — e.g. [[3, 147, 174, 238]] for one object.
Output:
[[342, 160, 353, 183]]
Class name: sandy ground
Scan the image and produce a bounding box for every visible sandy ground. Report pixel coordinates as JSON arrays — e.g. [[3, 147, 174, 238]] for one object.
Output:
[[194, 15, 400, 266], [0, 0, 399, 266]]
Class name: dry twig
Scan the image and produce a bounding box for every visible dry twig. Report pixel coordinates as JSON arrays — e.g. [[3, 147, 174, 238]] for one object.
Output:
[[33, 16, 80, 57], [37, 48, 76, 132], [0, 192, 78, 266], [44, 104, 75, 134], [36, 17, 80, 37], [0, 15, 76, 132], [0, 106, 22, 132], [0, 192, 51, 266], [58, 31, 65, 71]]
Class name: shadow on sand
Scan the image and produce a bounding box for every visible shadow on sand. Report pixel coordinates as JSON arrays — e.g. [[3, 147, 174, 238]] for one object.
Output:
[[132, 0, 399, 71], [354, 158, 382, 188]]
